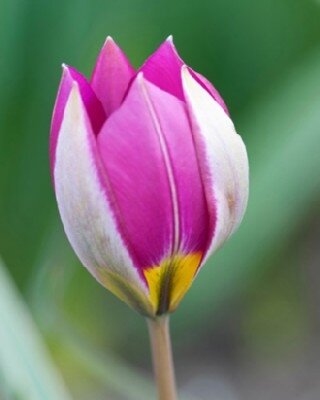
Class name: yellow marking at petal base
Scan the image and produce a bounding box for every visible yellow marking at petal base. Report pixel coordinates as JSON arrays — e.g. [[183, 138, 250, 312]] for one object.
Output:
[[170, 252, 202, 310], [143, 252, 202, 314]]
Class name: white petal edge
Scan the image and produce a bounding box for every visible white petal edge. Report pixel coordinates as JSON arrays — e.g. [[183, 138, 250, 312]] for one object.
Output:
[[182, 67, 249, 265], [54, 83, 147, 294]]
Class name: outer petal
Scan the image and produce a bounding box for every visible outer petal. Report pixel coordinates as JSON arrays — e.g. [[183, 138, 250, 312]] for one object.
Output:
[[182, 67, 249, 265], [50, 65, 105, 175], [91, 37, 135, 117], [140, 36, 228, 113], [54, 83, 152, 315]]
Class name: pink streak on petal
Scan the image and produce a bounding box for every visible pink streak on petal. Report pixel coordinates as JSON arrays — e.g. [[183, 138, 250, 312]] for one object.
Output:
[[97, 74, 209, 270], [50, 65, 105, 177], [91, 37, 135, 117], [140, 37, 229, 113]]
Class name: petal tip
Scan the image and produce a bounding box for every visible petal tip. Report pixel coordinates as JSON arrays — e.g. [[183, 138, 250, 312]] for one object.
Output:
[[164, 35, 178, 55], [66, 81, 82, 112], [105, 35, 115, 43], [181, 64, 192, 84], [135, 71, 148, 92], [136, 71, 145, 84], [62, 80, 85, 123], [181, 63, 188, 73], [61, 64, 77, 81], [102, 35, 117, 50], [61, 64, 74, 82], [99, 35, 125, 58], [70, 79, 79, 91], [166, 34, 174, 43]]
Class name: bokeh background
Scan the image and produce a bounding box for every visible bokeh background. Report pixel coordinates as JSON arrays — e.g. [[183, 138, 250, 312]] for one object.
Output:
[[1, 0, 320, 399]]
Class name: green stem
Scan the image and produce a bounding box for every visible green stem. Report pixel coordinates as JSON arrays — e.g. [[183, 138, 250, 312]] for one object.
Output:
[[147, 316, 178, 400]]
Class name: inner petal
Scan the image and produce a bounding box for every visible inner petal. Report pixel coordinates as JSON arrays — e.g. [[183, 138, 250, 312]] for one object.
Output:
[[91, 37, 135, 117], [140, 37, 185, 100], [140, 37, 229, 114]]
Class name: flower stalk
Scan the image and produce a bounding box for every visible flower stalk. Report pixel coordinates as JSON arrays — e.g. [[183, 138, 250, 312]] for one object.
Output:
[[147, 316, 177, 400]]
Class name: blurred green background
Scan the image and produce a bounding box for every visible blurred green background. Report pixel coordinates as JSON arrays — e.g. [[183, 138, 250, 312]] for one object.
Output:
[[1, 0, 320, 399]]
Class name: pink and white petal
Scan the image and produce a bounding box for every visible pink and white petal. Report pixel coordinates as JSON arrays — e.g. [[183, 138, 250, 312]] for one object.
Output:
[[50, 65, 105, 175], [182, 67, 249, 265], [98, 74, 209, 270], [91, 37, 135, 117], [54, 83, 146, 295]]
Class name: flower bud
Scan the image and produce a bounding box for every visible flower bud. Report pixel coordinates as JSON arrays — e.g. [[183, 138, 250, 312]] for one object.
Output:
[[50, 37, 249, 317]]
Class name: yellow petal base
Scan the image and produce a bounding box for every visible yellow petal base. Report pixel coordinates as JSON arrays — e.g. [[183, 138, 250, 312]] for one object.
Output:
[[144, 252, 202, 315], [95, 252, 202, 317]]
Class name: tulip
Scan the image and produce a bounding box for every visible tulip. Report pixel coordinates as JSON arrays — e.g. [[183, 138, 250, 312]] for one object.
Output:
[[50, 36, 249, 400]]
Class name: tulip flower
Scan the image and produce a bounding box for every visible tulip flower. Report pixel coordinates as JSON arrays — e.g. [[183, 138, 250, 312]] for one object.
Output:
[[50, 36, 249, 400]]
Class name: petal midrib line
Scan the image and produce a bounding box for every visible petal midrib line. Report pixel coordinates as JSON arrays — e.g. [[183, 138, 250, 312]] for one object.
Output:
[[139, 76, 181, 257]]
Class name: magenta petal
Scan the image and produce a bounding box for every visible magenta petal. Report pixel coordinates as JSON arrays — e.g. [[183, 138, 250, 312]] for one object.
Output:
[[140, 37, 229, 113], [91, 37, 135, 117], [97, 74, 209, 270], [50, 65, 105, 175], [140, 37, 184, 100]]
